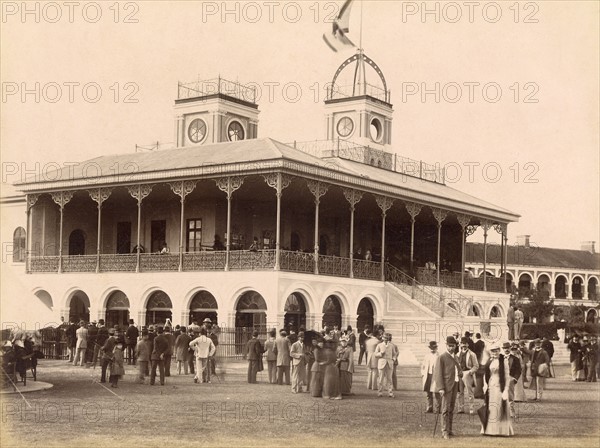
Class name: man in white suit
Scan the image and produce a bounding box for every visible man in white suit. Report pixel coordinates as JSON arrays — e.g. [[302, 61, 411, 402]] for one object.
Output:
[[457, 336, 479, 414], [421, 341, 440, 413], [290, 331, 306, 393], [73, 321, 88, 367], [374, 332, 398, 397]]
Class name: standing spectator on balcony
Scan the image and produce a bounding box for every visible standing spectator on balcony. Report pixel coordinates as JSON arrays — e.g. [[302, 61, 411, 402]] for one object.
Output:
[[354, 248, 363, 260], [264, 329, 278, 384], [507, 306, 515, 340], [249, 237, 259, 252], [125, 319, 139, 365], [365, 250, 373, 261], [73, 321, 88, 367], [158, 242, 169, 254], [514, 307, 524, 340], [275, 330, 291, 385], [213, 234, 225, 251]]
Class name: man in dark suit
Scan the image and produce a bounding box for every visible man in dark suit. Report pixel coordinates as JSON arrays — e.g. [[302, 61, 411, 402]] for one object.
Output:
[[275, 330, 291, 385], [358, 325, 370, 365], [473, 333, 485, 363], [100, 328, 117, 383], [502, 341, 522, 416], [433, 336, 462, 439], [244, 330, 264, 383], [125, 319, 139, 365], [150, 326, 169, 385]]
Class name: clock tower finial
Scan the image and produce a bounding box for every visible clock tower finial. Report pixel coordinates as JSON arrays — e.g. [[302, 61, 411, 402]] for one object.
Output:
[[174, 77, 259, 147], [324, 50, 393, 150]]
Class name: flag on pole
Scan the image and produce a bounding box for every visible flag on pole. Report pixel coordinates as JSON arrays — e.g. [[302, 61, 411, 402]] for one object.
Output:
[[323, 0, 357, 52]]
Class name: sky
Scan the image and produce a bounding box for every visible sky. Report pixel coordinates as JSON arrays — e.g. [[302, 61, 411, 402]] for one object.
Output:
[[1, 0, 598, 250]]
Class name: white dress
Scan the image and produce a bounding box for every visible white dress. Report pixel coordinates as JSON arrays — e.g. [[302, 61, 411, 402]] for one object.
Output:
[[482, 358, 514, 436]]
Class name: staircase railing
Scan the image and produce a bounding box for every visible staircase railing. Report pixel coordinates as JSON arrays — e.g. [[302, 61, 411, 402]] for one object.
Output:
[[384, 264, 472, 318]]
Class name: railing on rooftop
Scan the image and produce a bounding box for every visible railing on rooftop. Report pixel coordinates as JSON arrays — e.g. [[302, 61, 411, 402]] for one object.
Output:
[[327, 82, 391, 103], [177, 76, 257, 103], [289, 139, 445, 184]]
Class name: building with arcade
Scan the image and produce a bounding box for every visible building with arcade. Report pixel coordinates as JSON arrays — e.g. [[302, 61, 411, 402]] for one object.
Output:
[[2, 52, 520, 348]]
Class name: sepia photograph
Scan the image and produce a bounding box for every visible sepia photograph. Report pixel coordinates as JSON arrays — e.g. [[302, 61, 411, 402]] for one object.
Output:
[[1, 1, 598, 446]]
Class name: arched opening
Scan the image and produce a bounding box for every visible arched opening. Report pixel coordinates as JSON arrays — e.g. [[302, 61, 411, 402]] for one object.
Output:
[[189, 290, 218, 325], [586, 308, 598, 324], [13, 227, 26, 262], [357, 298, 374, 331], [572, 277, 583, 299], [284, 293, 307, 332], [235, 291, 267, 330], [469, 304, 481, 317], [518, 273, 532, 297], [35, 290, 53, 310], [68, 229, 86, 255], [105, 290, 130, 328], [555, 275, 567, 299], [588, 278, 598, 301], [505, 272, 514, 293], [69, 292, 90, 323], [145, 291, 172, 326], [537, 274, 551, 297], [235, 291, 267, 355], [490, 305, 501, 318], [322, 295, 342, 328]]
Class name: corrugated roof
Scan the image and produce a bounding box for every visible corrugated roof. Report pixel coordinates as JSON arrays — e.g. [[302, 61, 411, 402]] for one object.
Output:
[[466, 242, 600, 271], [12, 138, 518, 222]]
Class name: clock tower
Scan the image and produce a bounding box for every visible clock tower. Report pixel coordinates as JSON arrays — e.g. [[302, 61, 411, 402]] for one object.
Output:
[[173, 77, 259, 148], [325, 50, 393, 152]]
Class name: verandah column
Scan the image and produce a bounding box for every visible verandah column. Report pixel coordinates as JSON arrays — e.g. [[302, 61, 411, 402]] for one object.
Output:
[[169, 180, 197, 272], [25, 194, 40, 272], [343, 188, 363, 278], [215, 176, 244, 271], [127, 185, 153, 273], [375, 195, 394, 281], [307, 180, 329, 275], [89, 188, 112, 273], [263, 173, 292, 270], [50, 191, 74, 273], [503, 227, 509, 293], [481, 220, 492, 292], [405, 202, 422, 273], [493, 223, 508, 293], [432, 208, 448, 287], [457, 214, 473, 290]]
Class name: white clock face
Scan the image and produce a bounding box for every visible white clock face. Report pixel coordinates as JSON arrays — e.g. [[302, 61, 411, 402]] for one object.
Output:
[[188, 118, 207, 143], [337, 116, 354, 137]]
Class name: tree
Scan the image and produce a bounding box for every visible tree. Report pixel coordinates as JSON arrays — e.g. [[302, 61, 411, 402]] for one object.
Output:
[[522, 289, 554, 323]]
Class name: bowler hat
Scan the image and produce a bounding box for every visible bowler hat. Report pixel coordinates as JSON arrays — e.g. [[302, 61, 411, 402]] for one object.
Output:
[[533, 338, 542, 344], [108, 328, 115, 335], [446, 336, 457, 345], [460, 337, 469, 344], [129, 319, 134, 324], [502, 342, 511, 349], [98, 319, 105, 325], [428, 341, 438, 349]]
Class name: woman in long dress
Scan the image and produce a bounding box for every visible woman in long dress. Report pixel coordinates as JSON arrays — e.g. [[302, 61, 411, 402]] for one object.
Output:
[[511, 344, 527, 402], [322, 340, 342, 399], [482, 343, 514, 437], [310, 340, 325, 397], [337, 337, 353, 396]]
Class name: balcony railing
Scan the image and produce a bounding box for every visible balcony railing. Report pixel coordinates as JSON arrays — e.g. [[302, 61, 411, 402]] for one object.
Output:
[[229, 250, 276, 270], [416, 267, 506, 293], [318, 254, 351, 277], [100, 254, 137, 272], [279, 250, 315, 274], [29, 256, 60, 273], [183, 251, 226, 271], [353, 259, 381, 280]]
